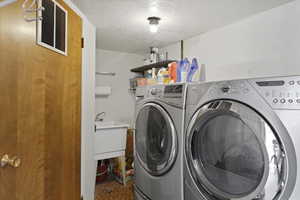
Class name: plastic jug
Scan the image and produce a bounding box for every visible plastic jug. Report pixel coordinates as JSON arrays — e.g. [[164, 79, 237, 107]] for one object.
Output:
[[187, 58, 199, 82]]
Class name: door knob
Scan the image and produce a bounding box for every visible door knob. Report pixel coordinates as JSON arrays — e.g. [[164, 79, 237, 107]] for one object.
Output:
[[1, 154, 21, 168]]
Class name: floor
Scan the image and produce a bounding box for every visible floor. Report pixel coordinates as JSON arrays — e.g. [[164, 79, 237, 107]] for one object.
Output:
[[95, 180, 134, 200]]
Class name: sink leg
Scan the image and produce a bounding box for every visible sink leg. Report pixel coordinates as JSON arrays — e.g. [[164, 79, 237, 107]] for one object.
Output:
[[120, 155, 126, 186]]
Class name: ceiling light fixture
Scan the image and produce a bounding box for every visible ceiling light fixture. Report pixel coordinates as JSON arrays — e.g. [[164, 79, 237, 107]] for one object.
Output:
[[147, 16, 161, 33]]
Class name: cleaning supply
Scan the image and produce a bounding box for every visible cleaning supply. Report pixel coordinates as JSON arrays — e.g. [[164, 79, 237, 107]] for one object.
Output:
[[199, 64, 206, 82], [187, 58, 199, 82], [147, 78, 157, 85], [192, 63, 206, 82], [144, 69, 152, 79], [157, 68, 166, 84], [180, 58, 190, 83], [162, 70, 170, 84], [168, 62, 177, 83], [176, 60, 183, 83], [151, 68, 157, 79]]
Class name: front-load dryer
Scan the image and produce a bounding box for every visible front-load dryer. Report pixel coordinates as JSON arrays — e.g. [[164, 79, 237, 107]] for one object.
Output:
[[184, 76, 299, 200], [134, 84, 187, 200]]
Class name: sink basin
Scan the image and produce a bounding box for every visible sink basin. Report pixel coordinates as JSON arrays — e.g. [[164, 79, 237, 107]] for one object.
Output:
[[95, 121, 129, 130], [94, 121, 129, 155]]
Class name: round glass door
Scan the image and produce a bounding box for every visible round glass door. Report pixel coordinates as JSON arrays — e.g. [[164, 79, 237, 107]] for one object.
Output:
[[186, 100, 287, 200], [135, 103, 177, 176]]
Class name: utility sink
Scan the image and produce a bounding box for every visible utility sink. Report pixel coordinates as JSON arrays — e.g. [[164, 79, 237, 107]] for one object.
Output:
[[94, 121, 129, 155], [92, 121, 129, 190]]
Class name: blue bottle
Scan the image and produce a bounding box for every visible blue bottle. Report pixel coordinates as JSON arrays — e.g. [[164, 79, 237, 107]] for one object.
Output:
[[187, 58, 199, 82], [181, 58, 190, 82], [176, 60, 184, 83]]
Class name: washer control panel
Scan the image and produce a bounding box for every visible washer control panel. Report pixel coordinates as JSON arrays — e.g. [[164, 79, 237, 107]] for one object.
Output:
[[250, 77, 300, 110]]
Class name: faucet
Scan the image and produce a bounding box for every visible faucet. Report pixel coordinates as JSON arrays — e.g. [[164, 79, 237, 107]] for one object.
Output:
[[95, 112, 106, 122]]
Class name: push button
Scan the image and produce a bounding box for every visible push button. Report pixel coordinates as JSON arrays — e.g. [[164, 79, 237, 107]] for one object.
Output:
[[280, 99, 286, 104], [221, 87, 230, 93], [297, 81, 300, 85], [288, 99, 293, 103], [289, 81, 295, 85], [273, 98, 279, 104], [297, 99, 300, 103]]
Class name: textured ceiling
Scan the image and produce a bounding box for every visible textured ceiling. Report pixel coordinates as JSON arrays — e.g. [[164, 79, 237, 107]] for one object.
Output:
[[72, 0, 293, 54]]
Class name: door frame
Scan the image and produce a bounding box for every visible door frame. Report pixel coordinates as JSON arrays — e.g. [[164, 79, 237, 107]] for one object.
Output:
[[61, 1, 96, 199]]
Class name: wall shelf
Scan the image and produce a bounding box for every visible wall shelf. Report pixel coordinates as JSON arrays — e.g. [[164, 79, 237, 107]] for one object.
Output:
[[130, 60, 177, 73]]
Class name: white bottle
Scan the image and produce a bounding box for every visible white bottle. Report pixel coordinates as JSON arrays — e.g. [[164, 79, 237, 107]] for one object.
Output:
[[157, 68, 166, 84]]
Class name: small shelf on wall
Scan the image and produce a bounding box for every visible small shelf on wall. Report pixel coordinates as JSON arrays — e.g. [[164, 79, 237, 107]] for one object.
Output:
[[130, 60, 177, 73]]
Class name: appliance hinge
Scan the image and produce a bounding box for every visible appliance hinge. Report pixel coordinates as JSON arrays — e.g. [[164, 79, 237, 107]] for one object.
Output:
[[81, 37, 84, 48]]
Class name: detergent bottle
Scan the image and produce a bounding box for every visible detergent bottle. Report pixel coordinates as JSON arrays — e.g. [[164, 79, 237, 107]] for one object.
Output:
[[176, 60, 183, 82], [178, 58, 190, 83], [168, 62, 177, 83], [187, 58, 199, 82]]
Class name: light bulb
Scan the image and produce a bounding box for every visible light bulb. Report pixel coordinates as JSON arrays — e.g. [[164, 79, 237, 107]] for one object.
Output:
[[149, 24, 158, 33], [147, 16, 161, 34]]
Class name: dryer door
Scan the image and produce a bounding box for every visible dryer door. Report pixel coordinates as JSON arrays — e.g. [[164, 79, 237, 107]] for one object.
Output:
[[186, 100, 289, 200], [135, 103, 177, 176]]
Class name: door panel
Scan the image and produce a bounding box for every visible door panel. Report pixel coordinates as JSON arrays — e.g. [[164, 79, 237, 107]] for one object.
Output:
[[186, 100, 290, 200], [0, 1, 82, 200], [135, 103, 177, 176]]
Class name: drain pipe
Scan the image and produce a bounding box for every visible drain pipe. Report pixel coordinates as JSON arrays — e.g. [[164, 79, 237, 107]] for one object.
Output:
[[180, 40, 184, 60]]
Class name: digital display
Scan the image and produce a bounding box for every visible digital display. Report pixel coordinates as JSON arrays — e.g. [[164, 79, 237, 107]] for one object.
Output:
[[256, 81, 285, 87], [165, 85, 183, 94]]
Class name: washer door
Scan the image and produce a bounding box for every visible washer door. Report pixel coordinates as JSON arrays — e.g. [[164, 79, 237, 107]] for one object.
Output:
[[186, 100, 288, 200], [135, 103, 177, 176]]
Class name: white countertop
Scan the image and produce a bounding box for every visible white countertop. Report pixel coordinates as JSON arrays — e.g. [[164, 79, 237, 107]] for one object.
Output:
[[95, 121, 129, 130]]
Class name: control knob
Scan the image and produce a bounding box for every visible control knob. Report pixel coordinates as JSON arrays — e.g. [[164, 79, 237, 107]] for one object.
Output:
[[221, 86, 231, 93], [150, 88, 160, 95]]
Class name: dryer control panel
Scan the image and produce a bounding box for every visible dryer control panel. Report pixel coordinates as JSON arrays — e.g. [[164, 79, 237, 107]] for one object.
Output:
[[146, 84, 185, 98], [164, 85, 184, 98], [145, 84, 186, 108], [249, 76, 300, 110]]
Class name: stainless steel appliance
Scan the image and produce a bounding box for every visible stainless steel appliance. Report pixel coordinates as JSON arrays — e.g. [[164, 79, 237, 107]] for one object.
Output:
[[134, 84, 187, 200], [184, 76, 299, 200]]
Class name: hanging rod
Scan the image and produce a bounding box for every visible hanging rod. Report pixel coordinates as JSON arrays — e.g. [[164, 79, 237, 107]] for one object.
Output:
[[96, 72, 116, 76], [22, 0, 44, 22]]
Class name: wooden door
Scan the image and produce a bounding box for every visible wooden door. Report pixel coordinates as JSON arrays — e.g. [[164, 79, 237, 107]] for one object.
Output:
[[0, 1, 82, 200]]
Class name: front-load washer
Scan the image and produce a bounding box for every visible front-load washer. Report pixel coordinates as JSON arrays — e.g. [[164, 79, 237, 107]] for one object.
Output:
[[184, 76, 299, 200], [134, 83, 187, 200]]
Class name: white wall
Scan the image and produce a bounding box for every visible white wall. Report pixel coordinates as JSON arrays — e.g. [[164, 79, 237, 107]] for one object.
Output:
[[95, 49, 144, 126], [162, 0, 300, 81]]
